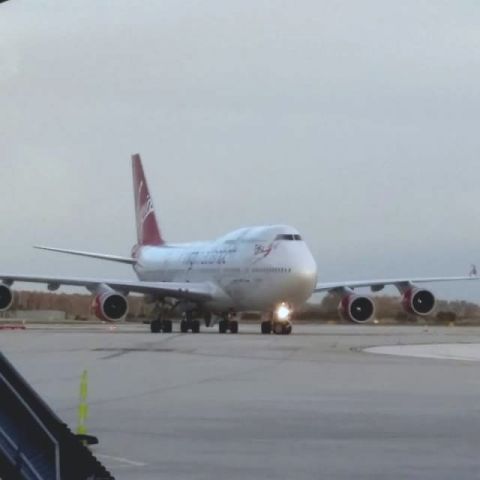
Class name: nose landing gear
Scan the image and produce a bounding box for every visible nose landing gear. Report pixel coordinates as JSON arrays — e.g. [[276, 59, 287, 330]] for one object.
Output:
[[261, 306, 293, 335], [261, 320, 292, 335], [273, 320, 292, 335]]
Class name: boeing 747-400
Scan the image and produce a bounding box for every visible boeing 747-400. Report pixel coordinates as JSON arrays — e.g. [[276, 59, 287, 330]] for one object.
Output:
[[0, 155, 477, 334]]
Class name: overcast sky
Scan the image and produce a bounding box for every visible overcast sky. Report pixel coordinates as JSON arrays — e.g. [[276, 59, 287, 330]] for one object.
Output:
[[1, 0, 479, 301]]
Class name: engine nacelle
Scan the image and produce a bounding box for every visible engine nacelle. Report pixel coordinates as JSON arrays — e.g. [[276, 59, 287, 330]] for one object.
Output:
[[402, 287, 435, 316], [0, 284, 13, 312], [92, 291, 128, 322], [338, 294, 376, 323]]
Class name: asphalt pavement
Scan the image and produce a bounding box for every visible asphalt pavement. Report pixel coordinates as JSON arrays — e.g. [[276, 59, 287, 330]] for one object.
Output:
[[1, 323, 480, 479]]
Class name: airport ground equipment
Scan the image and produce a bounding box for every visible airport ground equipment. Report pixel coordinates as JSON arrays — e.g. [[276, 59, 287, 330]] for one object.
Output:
[[0, 352, 114, 479]]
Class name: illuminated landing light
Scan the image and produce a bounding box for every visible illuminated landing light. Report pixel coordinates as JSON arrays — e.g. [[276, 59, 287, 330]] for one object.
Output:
[[275, 303, 292, 322]]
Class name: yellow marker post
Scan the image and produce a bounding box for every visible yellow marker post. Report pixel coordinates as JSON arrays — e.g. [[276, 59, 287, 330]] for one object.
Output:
[[77, 370, 89, 440]]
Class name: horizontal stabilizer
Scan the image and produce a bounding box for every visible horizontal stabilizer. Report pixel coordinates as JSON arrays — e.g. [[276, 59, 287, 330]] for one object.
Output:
[[34, 245, 136, 265]]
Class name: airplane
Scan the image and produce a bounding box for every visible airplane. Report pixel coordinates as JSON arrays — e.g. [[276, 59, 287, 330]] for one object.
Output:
[[0, 154, 477, 335]]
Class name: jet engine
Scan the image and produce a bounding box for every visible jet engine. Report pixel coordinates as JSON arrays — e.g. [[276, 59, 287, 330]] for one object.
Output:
[[0, 284, 13, 311], [401, 287, 435, 316], [92, 290, 128, 322], [338, 294, 375, 323]]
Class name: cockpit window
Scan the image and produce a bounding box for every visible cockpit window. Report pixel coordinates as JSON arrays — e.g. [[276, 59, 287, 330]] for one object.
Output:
[[275, 234, 302, 241]]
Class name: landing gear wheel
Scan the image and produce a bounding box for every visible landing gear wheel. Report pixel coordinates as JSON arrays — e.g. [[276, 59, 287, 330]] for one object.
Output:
[[191, 319, 200, 333], [283, 323, 292, 335], [261, 321, 272, 334], [273, 322, 292, 335], [229, 320, 239, 334], [180, 320, 189, 333], [219, 319, 228, 334], [151, 319, 162, 333], [162, 319, 173, 333]]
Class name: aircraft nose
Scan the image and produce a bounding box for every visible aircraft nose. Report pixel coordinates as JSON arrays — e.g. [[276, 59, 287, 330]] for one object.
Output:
[[290, 252, 318, 302], [298, 257, 318, 287]]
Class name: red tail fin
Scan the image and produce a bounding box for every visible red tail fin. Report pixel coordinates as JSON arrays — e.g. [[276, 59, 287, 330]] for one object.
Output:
[[132, 154, 165, 246]]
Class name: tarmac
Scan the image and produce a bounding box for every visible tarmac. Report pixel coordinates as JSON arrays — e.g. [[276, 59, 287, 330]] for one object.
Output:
[[1, 323, 480, 479]]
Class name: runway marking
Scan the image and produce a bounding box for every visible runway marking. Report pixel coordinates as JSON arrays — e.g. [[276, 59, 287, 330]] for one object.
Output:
[[365, 343, 480, 362], [93, 347, 175, 360], [96, 454, 146, 467]]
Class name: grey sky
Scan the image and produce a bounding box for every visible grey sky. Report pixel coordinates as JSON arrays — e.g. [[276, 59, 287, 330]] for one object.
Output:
[[1, 0, 479, 301]]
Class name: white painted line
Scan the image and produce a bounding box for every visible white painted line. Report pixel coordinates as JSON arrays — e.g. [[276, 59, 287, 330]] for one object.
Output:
[[96, 454, 147, 467], [365, 344, 480, 362]]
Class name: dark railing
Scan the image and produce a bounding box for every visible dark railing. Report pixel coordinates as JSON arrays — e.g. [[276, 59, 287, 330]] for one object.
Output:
[[0, 352, 114, 480]]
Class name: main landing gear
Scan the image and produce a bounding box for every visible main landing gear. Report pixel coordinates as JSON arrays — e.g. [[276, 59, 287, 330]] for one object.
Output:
[[150, 301, 174, 333], [218, 311, 238, 333], [219, 314, 239, 334], [150, 317, 173, 333], [180, 311, 201, 333], [150, 309, 206, 333]]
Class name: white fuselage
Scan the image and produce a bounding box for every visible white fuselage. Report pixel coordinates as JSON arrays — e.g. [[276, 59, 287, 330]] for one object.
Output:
[[133, 225, 318, 313]]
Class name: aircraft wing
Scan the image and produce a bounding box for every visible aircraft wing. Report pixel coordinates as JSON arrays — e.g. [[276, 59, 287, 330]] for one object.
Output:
[[314, 275, 479, 293], [0, 274, 215, 302], [34, 246, 136, 265]]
